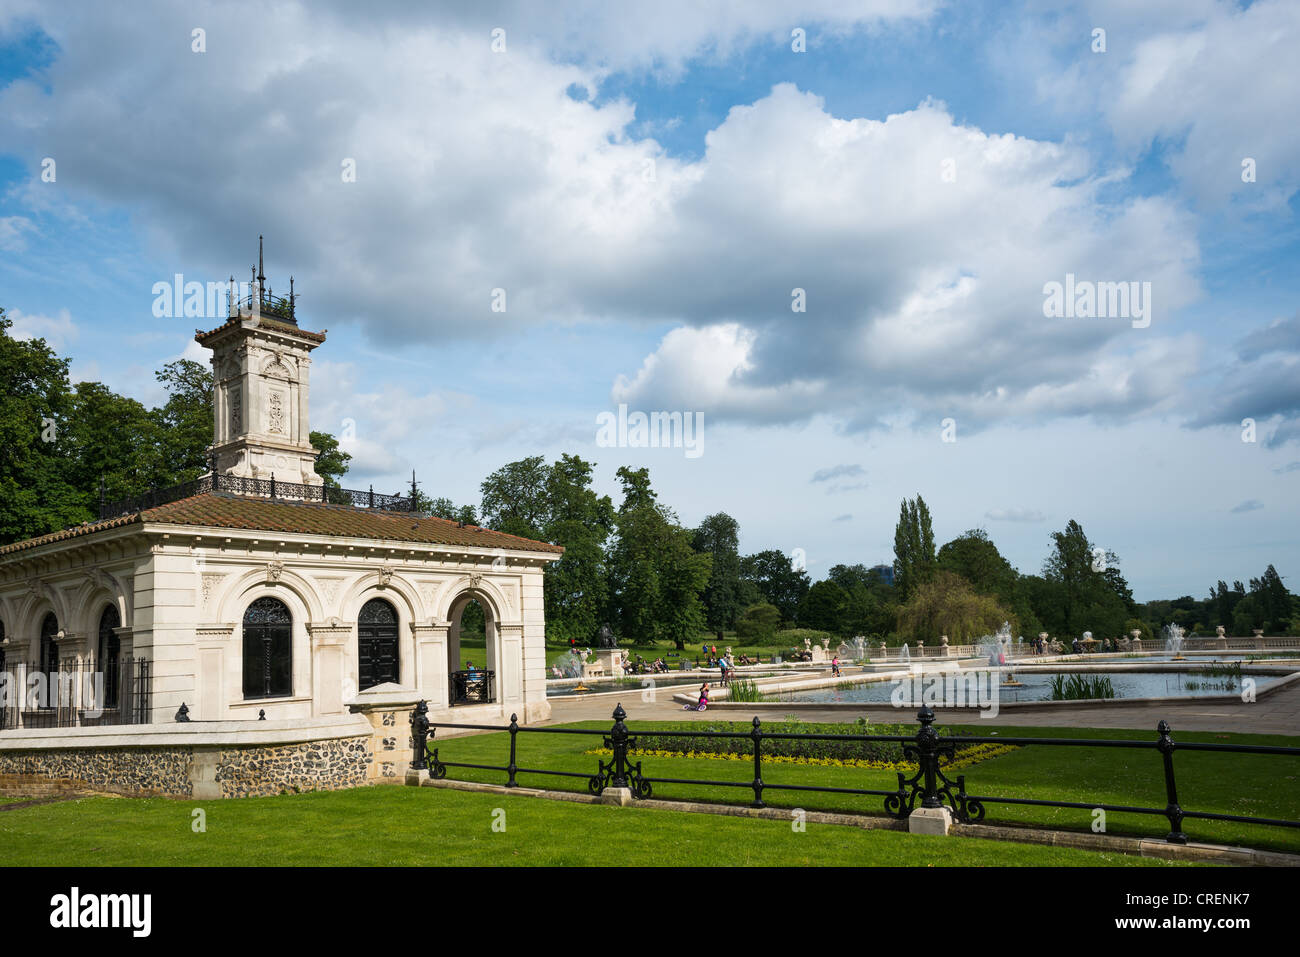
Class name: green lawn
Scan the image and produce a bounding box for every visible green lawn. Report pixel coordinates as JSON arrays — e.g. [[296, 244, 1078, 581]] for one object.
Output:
[[0, 785, 1179, 867], [424, 720, 1300, 853], [2, 719, 1289, 867]]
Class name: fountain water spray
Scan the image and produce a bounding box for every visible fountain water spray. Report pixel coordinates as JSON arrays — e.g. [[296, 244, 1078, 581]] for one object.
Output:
[[1163, 623, 1187, 660]]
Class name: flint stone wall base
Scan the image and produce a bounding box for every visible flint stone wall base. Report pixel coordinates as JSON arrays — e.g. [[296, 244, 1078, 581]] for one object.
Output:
[[0, 724, 373, 798]]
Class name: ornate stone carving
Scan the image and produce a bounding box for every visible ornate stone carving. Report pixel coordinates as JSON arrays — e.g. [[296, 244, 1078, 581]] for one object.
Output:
[[201, 573, 225, 608], [229, 385, 241, 433], [378, 566, 394, 588], [268, 392, 284, 434], [266, 561, 285, 584], [316, 577, 342, 609], [467, 573, 483, 591]]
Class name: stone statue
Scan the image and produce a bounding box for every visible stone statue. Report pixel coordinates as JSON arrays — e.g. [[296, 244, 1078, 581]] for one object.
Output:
[[597, 623, 617, 648]]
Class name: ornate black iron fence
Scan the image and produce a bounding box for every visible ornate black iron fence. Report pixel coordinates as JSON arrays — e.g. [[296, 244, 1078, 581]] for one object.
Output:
[[98, 471, 415, 518], [409, 703, 1300, 845], [0, 657, 152, 729], [449, 670, 495, 706]]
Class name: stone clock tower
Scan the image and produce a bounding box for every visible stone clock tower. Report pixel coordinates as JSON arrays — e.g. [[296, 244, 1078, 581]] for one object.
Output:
[[195, 238, 326, 488]]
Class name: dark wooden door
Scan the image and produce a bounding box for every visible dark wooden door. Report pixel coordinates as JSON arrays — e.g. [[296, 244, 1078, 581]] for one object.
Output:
[[358, 599, 399, 690]]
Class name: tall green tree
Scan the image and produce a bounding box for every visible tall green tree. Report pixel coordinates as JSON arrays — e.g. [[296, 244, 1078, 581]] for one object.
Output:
[[542, 454, 616, 645], [1251, 565, 1291, 628], [893, 494, 936, 602], [937, 528, 1044, 639], [0, 310, 87, 541], [937, 529, 1016, 599], [310, 430, 352, 502], [478, 455, 549, 539], [740, 548, 811, 623], [798, 579, 849, 634], [66, 381, 165, 506], [473, 454, 615, 644], [152, 359, 213, 483], [896, 569, 1014, 643], [606, 466, 710, 648], [1040, 519, 1130, 638], [693, 512, 742, 640]]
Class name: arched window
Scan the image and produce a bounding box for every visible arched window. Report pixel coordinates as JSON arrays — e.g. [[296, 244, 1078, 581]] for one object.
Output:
[[98, 605, 122, 710], [243, 597, 292, 699], [39, 613, 59, 675], [358, 598, 399, 691], [39, 613, 59, 709]]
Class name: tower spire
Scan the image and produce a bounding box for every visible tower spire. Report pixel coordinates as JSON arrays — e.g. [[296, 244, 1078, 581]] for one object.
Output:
[[257, 235, 266, 309]]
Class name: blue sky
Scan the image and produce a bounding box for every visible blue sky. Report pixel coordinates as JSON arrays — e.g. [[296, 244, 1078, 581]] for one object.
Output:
[[1, 0, 1298, 602]]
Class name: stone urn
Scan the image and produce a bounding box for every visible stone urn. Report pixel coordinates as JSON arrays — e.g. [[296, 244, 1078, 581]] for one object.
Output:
[[917, 640, 925, 658], [1216, 624, 1228, 650], [939, 634, 950, 657], [1130, 628, 1142, 649]]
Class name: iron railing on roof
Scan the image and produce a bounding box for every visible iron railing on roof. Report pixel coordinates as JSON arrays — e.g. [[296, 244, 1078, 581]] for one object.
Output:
[[98, 472, 416, 519]]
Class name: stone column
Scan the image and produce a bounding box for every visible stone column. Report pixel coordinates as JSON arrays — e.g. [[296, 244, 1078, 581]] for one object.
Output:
[[307, 618, 352, 716], [498, 623, 525, 707], [412, 622, 449, 710], [194, 623, 235, 720]]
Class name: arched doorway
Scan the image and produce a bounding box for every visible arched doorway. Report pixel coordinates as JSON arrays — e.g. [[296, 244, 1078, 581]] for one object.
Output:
[[98, 605, 121, 710], [446, 593, 497, 706], [357, 598, 399, 691], [243, 597, 293, 699]]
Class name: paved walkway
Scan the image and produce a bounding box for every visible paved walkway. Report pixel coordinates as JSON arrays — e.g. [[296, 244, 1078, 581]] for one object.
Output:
[[545, 682, 1300, 736]]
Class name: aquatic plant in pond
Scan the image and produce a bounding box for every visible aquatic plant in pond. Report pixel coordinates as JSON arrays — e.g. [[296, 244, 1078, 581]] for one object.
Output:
[[727, 678, 765, 702], [1049, 674, 1116, 700]]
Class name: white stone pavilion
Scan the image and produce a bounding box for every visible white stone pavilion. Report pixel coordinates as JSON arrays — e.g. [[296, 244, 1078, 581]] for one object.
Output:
[[0, 247, 561, 729]]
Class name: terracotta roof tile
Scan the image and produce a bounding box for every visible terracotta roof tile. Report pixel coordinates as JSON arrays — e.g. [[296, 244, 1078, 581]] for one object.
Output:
[[0, 493, 563, 557]]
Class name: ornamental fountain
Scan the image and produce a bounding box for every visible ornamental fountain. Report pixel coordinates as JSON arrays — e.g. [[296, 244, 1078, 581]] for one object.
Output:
[[1163, 623, 1188, 660]]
